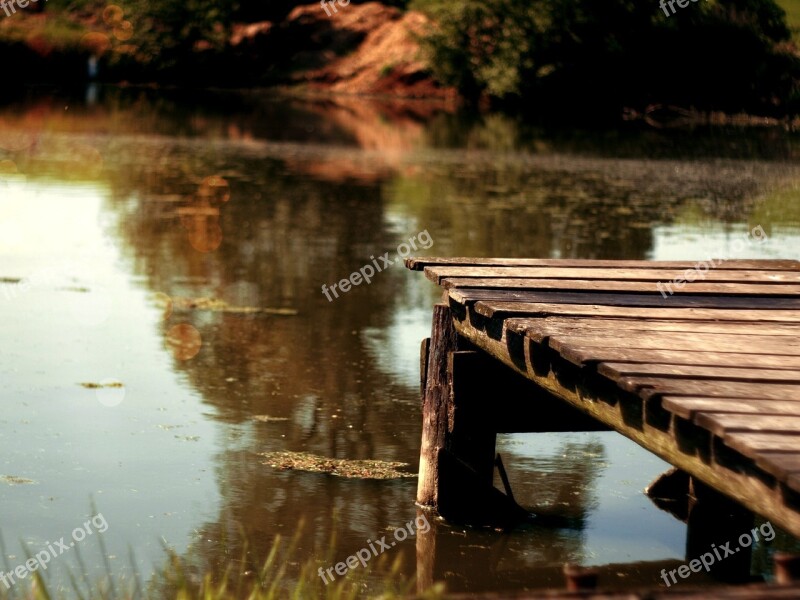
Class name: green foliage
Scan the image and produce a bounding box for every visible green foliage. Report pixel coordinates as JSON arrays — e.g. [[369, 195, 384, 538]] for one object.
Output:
[[380, 62, 396, 78], [411, 0, 541, 100], [413, 0, 800, 115], [124, 0, 237, 70]]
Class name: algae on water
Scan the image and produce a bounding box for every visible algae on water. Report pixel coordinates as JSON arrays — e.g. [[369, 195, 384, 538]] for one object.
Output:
[[260, 451, 416, 479]]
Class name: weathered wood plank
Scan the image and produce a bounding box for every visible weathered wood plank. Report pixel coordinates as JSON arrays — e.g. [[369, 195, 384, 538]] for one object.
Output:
[[441, 277, 800, 296], [450, 317, 800, 538], [725, 432, 800, 455], [598, 362, 800, 384], [449, 288, 800, 309], [663, 397, 800, 419], [425, 265, 800, 284], [509, 317, 800, 338], [559, 346, 800, 370], [545, 333, 800, 356], [616, 377, 800, 400], [755, 452, 800, 479], [695, 413, 800, 436], [405, 256, 800, 271], [408, 257, 800, 538], [789, 474, 800, 495], [474, 301, 800, 323]]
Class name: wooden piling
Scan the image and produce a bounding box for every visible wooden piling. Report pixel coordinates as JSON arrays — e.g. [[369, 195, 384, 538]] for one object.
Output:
[[774, 553, 800, 584], [686, 478, 754, 584], [563, 563, 599, 591], [417, 304, 529, 526], [417, 304, 459, 508]]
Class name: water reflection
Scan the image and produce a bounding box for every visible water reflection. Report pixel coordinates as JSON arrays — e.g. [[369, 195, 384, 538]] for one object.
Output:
[[1, 87, 799, 595]]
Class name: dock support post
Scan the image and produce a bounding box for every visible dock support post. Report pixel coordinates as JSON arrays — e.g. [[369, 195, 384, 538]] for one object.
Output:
[[417, 304, 527, 526], [685, 478, 754, 584], [648, 469, 756, 583], [417, 304, 459, 508], [774, 553, 800, 584], [415, 505, 438, 595], [446, 350, 498, 489], [563, 564, 599, 591]]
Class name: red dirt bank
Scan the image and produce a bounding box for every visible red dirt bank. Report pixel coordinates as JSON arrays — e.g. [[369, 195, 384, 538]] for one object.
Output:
[[233, 2, 456, 100]]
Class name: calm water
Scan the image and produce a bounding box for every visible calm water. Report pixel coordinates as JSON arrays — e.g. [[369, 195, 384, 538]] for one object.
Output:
[[1, 86, 800, 597]]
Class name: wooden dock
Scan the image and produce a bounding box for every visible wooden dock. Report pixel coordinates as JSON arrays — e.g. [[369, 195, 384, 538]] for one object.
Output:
[[407, 257, 800, 591]]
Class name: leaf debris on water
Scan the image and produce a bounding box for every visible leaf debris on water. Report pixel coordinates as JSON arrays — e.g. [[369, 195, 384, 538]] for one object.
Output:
[[252, 415, 289, 423], [0, 475, 35, 485], [171, 297, 298, 316], [79, 382, 124, 389], [260, 451, 416, 480]]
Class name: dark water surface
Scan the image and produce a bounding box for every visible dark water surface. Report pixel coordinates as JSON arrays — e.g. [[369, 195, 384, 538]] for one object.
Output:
[[1, 87, 800, 597]]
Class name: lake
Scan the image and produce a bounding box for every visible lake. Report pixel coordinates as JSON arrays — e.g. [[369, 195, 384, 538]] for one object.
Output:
[[1, 86, 799, 597]]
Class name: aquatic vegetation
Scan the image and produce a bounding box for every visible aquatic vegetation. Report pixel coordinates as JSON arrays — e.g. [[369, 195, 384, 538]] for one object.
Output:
[[0, 475, 35, 485], [260, 451, 417, 480], [171, 297, 298, 316]]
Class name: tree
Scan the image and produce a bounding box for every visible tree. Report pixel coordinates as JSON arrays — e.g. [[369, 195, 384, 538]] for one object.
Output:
[[413, 0, 800, 116], [412, 0, 542, 101], [126, 0, 237, 72]]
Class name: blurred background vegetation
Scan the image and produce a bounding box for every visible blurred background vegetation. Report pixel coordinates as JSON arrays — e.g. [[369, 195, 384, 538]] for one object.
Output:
[[411, 0, 800, 115], [2, 0, 800, 118]]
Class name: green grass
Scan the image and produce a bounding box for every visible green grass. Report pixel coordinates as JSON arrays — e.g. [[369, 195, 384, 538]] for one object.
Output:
[[0, 522, 447, 600]]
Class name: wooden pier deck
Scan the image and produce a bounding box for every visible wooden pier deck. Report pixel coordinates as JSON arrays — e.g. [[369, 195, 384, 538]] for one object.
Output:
[[406, 257, 800, 541]]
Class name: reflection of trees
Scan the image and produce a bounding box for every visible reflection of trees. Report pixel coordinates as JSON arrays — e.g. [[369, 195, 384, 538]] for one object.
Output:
[[60, 92, 798, 593], [107, 144, 442, 594], [381, 116, 800, 260], [421, 112, 800, 161], [412, 439, 603, 594], [103, 134, 616, 592], [384, 166, 660, 260]]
